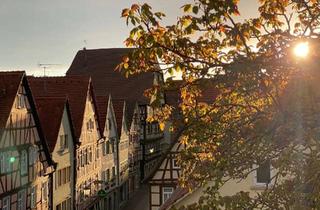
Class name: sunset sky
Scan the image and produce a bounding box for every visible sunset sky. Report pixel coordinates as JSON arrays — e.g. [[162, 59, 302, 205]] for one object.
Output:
[[0, 0, 258, 76]]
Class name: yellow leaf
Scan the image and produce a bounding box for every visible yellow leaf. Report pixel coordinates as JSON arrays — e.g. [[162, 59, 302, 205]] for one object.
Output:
[[121, 8, 130, 17], [124, 63, 129, 69], [159, 123, 165, 131]]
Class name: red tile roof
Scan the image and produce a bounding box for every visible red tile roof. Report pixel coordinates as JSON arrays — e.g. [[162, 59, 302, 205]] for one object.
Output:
[[0, 71, 24, 130], [66, 48, 154, 104], [34, 97, 67, 153], [159, 187, 189, 210], [27, 75, 99, 140]]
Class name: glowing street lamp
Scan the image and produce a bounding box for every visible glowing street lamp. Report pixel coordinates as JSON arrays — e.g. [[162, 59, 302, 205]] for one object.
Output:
[[293, 42, 309, 58]]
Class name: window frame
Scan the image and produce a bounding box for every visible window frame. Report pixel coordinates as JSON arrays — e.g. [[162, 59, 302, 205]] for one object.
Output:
[[253, 161, 274, 187], [2, 196, 10, 210], [162, 187, 174, 204], [17, 189, 26, 210], [30, 185, 37, 208], [172, 158, 179, 169], [20, 150, 28, 175]]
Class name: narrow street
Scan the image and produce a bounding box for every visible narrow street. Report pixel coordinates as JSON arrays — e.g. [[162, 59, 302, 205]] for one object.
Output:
[[121, 184, 149, 210]]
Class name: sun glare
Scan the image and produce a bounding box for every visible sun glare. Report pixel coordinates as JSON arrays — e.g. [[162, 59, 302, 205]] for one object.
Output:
[[294, 42, 309, 58]]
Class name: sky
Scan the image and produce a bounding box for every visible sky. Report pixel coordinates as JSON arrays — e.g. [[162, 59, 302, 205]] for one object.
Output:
[[0, 0, 258, 76]]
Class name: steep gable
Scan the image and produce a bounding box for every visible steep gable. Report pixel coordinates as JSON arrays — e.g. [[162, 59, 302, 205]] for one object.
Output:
[[0, 71, 24, 131], [113, 99, 127, 137], [34, 97, 71, 153], [0, 71, 54, 171], [28, 76, 101, 140]]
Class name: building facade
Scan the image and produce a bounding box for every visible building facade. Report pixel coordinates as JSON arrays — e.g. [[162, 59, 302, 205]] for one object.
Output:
[[127, 103, 141, 196], [35, 97, 76, 210], [28, 76, 103, 210], [0, 72, 54, 210]]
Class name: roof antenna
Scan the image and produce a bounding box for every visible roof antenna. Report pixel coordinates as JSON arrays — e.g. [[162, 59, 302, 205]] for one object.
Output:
[[38, 63, 61, 77], [83, 40, 87, 50]]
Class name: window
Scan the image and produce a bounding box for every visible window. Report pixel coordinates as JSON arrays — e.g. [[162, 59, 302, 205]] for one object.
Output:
[[87, 118, 94, 131], [0, 152, 4, 174], [17, 189, 26, 210], [2, 196, 10, 210], [107, 118, 112, 130], [254, 160, 271, 185], [17, 94, 25, 109], [111, 141, 114, 153], [106, 141, 110, 154], [42, 182, 48, 202], [172, 159, 179, 169], [96, 147, 100, 159], [106, 169, 110, 181], [56, 198, 71, 210], [56, 166, 71, 187], [112, 167, 116, 178], [1, 152, 14, 173], [20, 150, 28, 175], [29, 146, 37, 165], [89, 148, 92, 162], [162, 187, 174, 203], [59, 134, 68, 150], [31, 185, 37, 208]]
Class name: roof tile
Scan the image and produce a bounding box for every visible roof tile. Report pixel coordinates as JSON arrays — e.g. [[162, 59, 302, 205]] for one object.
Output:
[[66, 48, 154, 104]]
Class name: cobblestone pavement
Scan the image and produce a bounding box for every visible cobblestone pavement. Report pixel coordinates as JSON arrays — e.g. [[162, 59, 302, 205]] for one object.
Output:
[[121, 184, 149, 210]]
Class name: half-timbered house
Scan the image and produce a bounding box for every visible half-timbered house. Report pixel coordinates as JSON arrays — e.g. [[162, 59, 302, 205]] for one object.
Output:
[[28, 76, 103, 210], [149, 142, 184, 210], [34, 97, 75, 210], [113, 100, 130, 208], [95, 95, 118, 210], [0, 71, 54, 210]]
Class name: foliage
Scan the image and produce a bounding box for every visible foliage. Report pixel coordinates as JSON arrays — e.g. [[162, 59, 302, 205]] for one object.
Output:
[[120, 0, 320, 209]]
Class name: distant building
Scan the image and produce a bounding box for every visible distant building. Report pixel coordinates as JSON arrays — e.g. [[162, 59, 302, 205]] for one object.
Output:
[[0, 71, 54, 210], [34, 97, 76, 210]]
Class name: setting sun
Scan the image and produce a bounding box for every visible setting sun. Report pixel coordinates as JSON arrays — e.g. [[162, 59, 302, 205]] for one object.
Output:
[[294, 42, 309, 58]]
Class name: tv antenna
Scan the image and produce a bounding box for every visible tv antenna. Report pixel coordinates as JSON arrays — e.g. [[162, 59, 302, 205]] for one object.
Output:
[[38, 63, 61, 77]]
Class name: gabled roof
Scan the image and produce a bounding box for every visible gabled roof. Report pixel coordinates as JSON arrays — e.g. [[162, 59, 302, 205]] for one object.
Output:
[[28, 75, 101, 140], [113, 99, 126, 136], [95, 95, 109, 133], [66, 48, 154, 104], [0, 71, 25, 130], [0, 71, 55, 171], [34, 97, 69, 153]]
